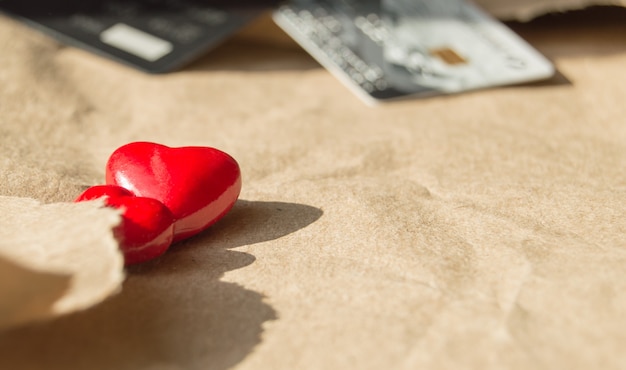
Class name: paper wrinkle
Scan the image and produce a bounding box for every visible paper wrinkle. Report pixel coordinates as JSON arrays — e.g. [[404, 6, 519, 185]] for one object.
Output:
[[1, 6, 626, 370], [0, 257, 70, 330], [0, 197, 124, 328]]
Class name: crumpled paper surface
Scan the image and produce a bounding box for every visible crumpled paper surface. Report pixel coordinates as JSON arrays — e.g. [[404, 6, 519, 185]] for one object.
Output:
[[1, 4, 626, 370], [0, 198, 123, 330]]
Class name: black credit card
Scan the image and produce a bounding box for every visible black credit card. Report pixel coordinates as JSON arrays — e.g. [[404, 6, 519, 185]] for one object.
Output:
[[0, 0, 278, 73]]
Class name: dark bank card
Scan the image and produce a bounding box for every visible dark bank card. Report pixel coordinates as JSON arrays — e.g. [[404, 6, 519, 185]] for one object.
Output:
[[0, 0, 277, 73]]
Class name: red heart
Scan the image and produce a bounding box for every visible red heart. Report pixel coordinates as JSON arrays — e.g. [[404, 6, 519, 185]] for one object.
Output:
[[75, 185, 175, 265], [105, 142, 242, 242]]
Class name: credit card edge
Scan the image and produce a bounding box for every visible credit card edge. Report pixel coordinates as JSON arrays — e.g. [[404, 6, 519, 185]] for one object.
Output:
[[273, 9, 382, 106], [0, 9, 264, 74]]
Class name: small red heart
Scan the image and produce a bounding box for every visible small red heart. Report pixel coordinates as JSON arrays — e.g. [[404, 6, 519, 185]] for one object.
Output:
[[105, 142, 242, 242], [75, 185, 175, 265]]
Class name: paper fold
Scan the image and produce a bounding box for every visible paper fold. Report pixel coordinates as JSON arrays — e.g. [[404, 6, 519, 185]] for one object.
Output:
[[0, 197, 124, 330]]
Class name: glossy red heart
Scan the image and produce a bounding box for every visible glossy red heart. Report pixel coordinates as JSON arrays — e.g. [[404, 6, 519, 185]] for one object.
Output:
[[75, 185, 175, 265], [105, 142, 241, 242]]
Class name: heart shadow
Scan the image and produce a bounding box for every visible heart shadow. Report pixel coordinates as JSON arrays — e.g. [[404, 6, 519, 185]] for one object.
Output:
[[0, 199, 323, 370]]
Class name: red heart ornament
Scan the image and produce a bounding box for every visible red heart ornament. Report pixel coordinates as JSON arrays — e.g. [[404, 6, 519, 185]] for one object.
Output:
[[75, 185, 175, 265], [105, 142, 242, 242]]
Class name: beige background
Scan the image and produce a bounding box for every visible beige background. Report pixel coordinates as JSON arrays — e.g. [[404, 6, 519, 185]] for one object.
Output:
[[1, 6, 626, 370]]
